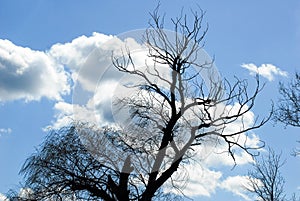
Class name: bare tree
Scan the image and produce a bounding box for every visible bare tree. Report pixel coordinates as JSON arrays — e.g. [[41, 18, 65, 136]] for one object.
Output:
[[246, 148, 286, 201], [7, 124, 182, 201], [9, 6, 271, 201], [290, 194, 300, 201], [8, 125, 121, 201], [274, 72, 300, 156], [111, 6, 270, 200], [274, 72, 300, 127]]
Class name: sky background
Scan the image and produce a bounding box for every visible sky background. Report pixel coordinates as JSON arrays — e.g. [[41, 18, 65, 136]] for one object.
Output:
[[0, 0, 300, 200]]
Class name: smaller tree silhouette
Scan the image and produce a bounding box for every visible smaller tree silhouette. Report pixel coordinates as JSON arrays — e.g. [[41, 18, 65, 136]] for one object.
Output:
[[274, 72, 300, 155], [291, 194, 300, 201], [274, 72, 300, 127], [246, 148, 286, 201]]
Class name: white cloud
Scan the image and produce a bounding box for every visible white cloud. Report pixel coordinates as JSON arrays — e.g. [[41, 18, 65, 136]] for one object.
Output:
[[164, 162, 222, 197], [0, 128, 12, 134], [47, 101, 100, 130], [193, 103, 259, 168], [0, 128, 12, 137], [47, 33, 154, 129], [200, 146, 254, 168], [49, 32, 145, 92], [241, 63, 288, 81], [0, 39, 70, 102], [219, 175, 251, 200], [0, 32, 129, 102], [49, 32, 114, 70], [47, 79, 120, 130], [47, 101, 74, 129]]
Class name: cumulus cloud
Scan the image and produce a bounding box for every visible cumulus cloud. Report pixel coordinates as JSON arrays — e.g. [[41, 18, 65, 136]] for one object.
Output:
[[0, 39, 70, 102], [166, 142, 257, 199], [164, 162, 222, 197], [49, 32, 145, 92], [47, 79, 121, 130], [49, 32, 113, 70], [165, 166, 255, 200], [219, 175, 251, 200], [182, 167, 221, 197], [191, 103, 259, 168], [47, 101, 100, 130], [0, 32, 131, 102], [241, 63, 288, 81], [47, 33, 155, 129]]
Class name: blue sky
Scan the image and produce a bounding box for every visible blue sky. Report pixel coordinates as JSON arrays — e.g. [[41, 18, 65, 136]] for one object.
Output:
[[0, 0, 299, 200]]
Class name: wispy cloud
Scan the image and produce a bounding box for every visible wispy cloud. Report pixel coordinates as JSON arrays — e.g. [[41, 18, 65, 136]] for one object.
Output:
[[0, 127, 12, 137], [241, 63, 288, 81]]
